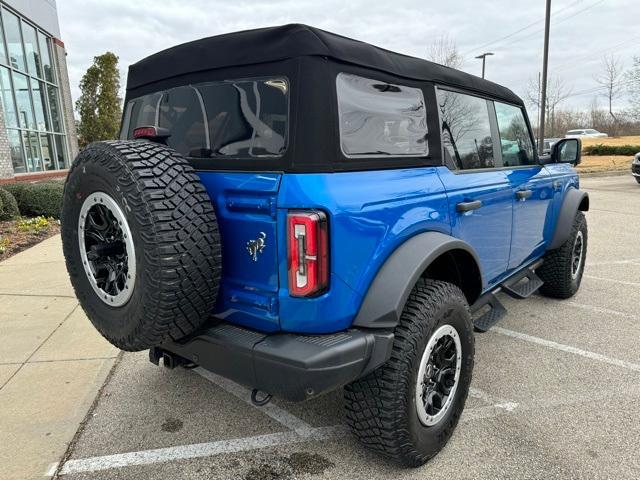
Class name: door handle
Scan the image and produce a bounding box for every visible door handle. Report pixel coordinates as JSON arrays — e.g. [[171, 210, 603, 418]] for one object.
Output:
[[516, 189, 533, 200], [456, 200, 483, 212]]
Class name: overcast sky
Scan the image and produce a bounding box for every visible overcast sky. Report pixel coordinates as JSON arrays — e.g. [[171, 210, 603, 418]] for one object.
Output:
[[57, 0, 638, 114]]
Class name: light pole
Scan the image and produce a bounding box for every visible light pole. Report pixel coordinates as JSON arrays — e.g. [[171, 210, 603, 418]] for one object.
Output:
[[475, 52, 494, 79], [538, 0, 552, 155]]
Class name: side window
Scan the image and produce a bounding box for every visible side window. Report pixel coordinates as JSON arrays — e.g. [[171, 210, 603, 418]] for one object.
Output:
[[494, 102, 535, 167], [336, 73, 428, 158], [436, 89, 497, 170]]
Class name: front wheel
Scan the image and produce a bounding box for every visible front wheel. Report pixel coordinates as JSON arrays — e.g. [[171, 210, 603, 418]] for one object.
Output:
[[344, 279, 474, 467], [538, 211, 587, 299], [635, 176, 640, 184]]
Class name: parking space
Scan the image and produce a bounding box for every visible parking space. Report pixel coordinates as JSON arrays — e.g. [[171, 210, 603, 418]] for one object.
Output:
[[50, 174, 639, 479]]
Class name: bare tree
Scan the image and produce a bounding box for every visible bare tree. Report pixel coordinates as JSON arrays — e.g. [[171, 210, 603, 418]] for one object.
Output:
[[589, 97, 607, 130], [594, 54, 623, 124], [526, 75, 572, 137], [427, 34, 463, 69]]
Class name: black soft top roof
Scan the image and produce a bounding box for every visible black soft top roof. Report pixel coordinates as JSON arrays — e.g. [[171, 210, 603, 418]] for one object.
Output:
[[127, 24, 522, 105]]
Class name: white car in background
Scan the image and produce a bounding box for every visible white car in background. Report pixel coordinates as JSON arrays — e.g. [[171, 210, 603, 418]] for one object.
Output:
[[565, 129, 608, 138]]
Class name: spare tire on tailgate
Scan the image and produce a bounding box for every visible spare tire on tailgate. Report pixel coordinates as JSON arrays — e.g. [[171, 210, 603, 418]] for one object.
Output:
[[61, 140, 222, 351]]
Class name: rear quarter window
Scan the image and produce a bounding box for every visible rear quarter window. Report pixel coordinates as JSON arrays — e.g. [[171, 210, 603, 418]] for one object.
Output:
[[122, 77, 289, 160], [336, 73, 428, 158]]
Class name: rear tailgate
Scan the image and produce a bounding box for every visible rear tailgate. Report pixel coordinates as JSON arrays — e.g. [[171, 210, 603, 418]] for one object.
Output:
[[197, 172, 282, 332]]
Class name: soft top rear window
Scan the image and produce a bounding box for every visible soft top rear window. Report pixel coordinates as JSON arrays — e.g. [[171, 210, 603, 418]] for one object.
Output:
[[122, 77, 289, 160]]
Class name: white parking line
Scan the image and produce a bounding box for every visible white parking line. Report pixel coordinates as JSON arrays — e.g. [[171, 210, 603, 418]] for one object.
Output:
[[584, 274, 640, 287], [468, 387, 518, 412], [51, 426, 343, 475], [50, 294, 640, 476], [567, 301, 639, 321], [588, 257, 640, 266], [493, 327, 640, 372], [47, 361, 523, 476], [195, 368, 316, 436]]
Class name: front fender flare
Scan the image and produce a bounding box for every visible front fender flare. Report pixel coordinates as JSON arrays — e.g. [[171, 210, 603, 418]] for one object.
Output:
[[352, 231, 481, 329], [548, 188, 589, 250]]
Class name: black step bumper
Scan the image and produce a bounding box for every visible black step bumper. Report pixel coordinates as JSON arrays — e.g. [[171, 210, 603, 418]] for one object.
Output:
[[154, 322, 394, 402]]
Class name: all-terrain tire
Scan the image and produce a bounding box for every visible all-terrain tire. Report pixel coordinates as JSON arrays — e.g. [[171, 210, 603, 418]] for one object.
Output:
[[537, 211, 587, 299], [61, 140, 222, 351], [344, 279, 474, 467]]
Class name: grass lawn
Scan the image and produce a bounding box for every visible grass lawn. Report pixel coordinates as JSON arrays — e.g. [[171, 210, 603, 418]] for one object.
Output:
[[580, 135, 640, 148], [576, 135, 638, 174], [577, 155, 634, 174]]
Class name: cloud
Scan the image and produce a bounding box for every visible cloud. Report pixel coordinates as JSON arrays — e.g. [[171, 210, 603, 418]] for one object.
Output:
[[57, 0, 638, 113]]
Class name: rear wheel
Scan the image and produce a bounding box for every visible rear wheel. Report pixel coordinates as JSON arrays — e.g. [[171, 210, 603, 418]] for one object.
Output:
[[344, 279, 474, 467], [538, 211, 587, 299], [61, 140, 222, 351]]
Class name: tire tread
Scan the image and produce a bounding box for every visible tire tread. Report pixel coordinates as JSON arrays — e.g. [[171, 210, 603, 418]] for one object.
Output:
[[538, 211, 587, 299], [344, 279, 473, 466], [61, 140, 222, 351]]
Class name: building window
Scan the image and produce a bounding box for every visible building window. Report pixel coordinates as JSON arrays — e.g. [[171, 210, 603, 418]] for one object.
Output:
[[0, 5, 68, 174]]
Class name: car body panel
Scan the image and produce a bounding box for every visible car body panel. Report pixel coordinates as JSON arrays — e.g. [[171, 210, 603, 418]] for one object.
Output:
[[506, 166, 555, 269], [436, 167, 513, 288], [276, 167, 451, 333], [632, 153, 640, 179], [565, 129, 608, 138], [197, 172, 283, 332]]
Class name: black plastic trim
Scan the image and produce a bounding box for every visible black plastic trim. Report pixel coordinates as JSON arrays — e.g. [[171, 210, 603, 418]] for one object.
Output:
[[159, 323, 394, 402], [352, 231, 482, 329], [548, 188, 589, 250]]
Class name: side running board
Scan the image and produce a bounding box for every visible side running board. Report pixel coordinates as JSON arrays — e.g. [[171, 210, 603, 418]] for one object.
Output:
[[471, 291, 507, 333], [471, 259, 544, 332], [502, 259, 544, 299]]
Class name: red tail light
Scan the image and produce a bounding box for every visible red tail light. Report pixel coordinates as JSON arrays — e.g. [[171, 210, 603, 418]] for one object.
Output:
[[132, 126, 170, 141], [133, 126, 156, 139], [287, 210, 329, 297]]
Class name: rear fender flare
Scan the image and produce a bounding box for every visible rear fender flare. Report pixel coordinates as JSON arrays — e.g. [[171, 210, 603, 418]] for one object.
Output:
[[352, 232, 482, 329]]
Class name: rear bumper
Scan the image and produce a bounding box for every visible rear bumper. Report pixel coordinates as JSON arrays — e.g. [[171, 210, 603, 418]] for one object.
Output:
[[155, 322, 393, 402]]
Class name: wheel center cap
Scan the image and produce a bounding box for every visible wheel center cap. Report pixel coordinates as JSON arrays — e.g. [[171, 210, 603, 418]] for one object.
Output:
[[424, 364, 434, 379]]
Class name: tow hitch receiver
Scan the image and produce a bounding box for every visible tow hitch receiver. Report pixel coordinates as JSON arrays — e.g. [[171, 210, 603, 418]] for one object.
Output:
[[149, 347, 196, 369]]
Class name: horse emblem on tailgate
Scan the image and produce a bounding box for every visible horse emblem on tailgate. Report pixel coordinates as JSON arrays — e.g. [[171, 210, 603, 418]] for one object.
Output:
[[246, 232, 267, 262]]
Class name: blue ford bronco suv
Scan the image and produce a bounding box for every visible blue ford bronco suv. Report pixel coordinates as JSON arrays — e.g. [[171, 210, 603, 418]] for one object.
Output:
[[61, 25, 589, 466]]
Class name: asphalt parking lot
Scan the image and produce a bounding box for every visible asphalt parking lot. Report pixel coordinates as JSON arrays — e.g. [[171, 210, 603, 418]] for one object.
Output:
[[50, 174, 640, 480]]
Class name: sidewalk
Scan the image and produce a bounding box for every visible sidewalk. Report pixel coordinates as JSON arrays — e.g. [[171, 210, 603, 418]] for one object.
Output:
[[0, 235, 119, 480]]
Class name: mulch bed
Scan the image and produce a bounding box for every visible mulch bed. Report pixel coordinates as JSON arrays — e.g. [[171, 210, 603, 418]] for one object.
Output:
[[0, 219, 61, 261]]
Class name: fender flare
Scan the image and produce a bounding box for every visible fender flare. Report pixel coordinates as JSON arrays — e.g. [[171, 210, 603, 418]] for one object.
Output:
[[548, 188, 589, 250], [352, 231, 482, 329]]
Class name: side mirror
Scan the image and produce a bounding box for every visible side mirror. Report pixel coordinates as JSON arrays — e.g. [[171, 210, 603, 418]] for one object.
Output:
[[551, 138, 581, 166]]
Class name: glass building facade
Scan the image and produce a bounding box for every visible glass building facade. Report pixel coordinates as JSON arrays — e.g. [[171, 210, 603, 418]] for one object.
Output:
[[0, 3, 68, 174]]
